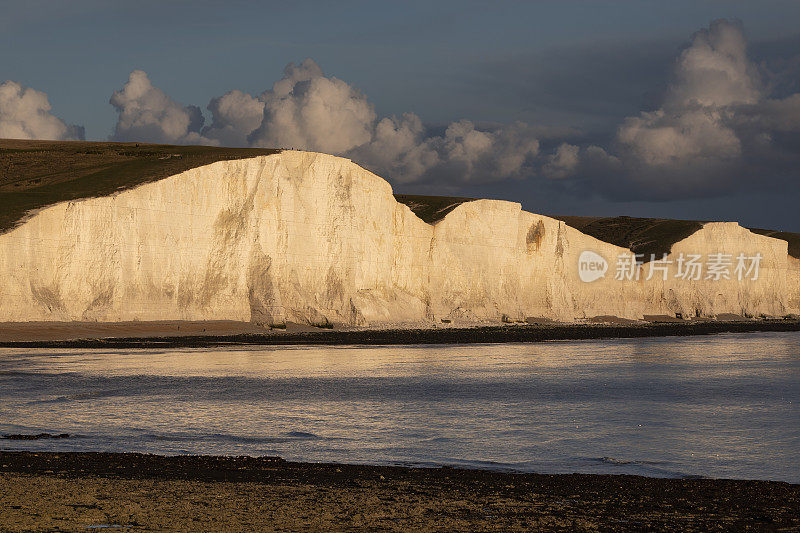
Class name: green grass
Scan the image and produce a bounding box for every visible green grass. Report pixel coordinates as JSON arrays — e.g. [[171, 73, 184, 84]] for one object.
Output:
[[3, 139, 797, 260], [555, 215, 800, 260], [553, 215, 704, 260], [0, 139, 279, 233], [749, 229, 800, 259], [393, 194, 475, 223]]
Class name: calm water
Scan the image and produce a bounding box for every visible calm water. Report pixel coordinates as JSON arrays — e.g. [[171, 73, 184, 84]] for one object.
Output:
[[1, 332, 799, 482]]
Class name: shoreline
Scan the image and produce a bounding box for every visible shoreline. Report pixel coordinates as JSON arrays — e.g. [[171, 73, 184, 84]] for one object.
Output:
[[0, 318, 798, 348], [1, 451, 798, 530]]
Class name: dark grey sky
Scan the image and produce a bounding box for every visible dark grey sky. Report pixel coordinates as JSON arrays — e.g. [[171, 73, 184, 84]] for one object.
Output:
[[2, 0, 800, 230]]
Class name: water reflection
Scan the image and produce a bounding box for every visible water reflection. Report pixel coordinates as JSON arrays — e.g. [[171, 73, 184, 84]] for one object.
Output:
[[1, 332, 798, 481]]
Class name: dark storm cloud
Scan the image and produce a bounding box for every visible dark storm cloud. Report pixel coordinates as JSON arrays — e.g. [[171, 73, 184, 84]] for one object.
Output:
[[459, 39, 677, 130]]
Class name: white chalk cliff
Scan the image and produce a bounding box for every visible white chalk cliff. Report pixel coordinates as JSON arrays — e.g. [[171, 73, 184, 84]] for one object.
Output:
[[0, 151, 798, 325]]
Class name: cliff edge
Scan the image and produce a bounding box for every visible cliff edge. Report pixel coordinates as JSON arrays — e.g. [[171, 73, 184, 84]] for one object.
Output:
[[0, 144, 798, 326]]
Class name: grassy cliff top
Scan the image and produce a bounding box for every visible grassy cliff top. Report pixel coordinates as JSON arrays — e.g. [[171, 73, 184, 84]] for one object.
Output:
[[0, 139, 279, 233], [2, 139, 797, 259], [553, 215, 705, 260], [390, 195, 706, 257], [748, 228, 800, 260], [393, 194, 476, 223], [554, 215, 800, 260], [391, 194, 800, 260]]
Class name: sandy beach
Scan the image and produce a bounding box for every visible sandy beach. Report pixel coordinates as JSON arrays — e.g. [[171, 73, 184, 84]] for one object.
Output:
[[0, 318, 798, 348], [1, 452, 798, 531]]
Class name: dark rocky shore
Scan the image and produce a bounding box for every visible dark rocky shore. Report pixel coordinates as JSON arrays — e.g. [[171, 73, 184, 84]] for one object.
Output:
[[0, 452, 798, 531], [1, 318, 799, 349]]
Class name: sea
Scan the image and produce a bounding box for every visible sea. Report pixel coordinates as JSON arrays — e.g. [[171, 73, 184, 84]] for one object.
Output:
[[1, 331, 798, 482]]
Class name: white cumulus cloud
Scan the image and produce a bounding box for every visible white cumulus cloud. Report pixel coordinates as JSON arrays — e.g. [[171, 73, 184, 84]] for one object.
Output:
[[542, 143, 580, 179], [246, 59, 376, 154], [615, 20, 756, 180], [0, 81, 84, 141], [173, 58, 547, 186], [352, 116, 540, 184], [563, 19, 800, 199], [110, 70, 211, 145], [666, 19, 761, 109], [202, 90, 264, 147]]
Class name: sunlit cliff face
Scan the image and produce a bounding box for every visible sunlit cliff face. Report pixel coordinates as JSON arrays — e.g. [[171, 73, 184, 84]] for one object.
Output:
[[0, 150, 797, 326]]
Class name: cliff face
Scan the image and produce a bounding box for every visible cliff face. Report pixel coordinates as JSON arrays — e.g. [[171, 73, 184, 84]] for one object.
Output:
[[0, 151, 797, 325]]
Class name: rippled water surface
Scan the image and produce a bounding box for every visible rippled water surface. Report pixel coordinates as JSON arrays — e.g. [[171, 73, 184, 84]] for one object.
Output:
[[2, 332, 799, 481]]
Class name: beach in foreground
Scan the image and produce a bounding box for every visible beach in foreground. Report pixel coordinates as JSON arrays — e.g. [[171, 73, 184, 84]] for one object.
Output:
[[0, 452, 798, 531], [1, 318, 799, 348]]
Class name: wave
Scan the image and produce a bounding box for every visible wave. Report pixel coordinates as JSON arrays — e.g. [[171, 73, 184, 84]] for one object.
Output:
[[146, 430, 333, 445], [29, 389, 123, 404], [592, 456, 699, 478], [597, 456, 666, 466]]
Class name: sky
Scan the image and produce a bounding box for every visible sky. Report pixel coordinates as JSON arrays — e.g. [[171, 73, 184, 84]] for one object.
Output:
[[2, 0, 800, 230]]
